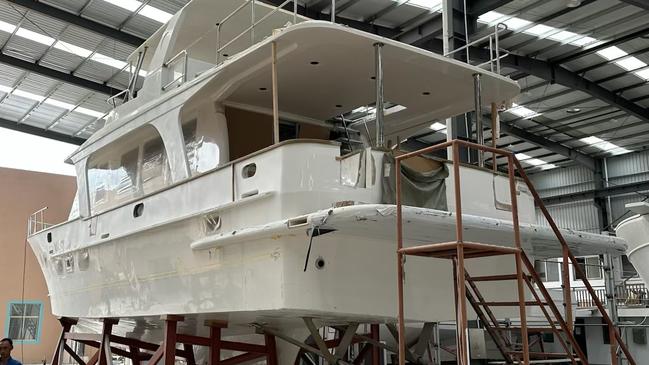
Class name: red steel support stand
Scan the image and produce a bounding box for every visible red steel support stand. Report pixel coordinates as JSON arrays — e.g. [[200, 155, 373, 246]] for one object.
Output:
[[50, 315, 278, 365]]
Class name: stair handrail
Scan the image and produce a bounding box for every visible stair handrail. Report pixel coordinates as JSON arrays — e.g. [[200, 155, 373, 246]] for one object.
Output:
[[514, 156, 636, 365]]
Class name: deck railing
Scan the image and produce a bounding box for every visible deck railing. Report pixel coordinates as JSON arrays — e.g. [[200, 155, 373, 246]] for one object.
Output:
[[574, 283, 649, 308], [444, 23, 509, 75], [27, 207, 52, 236]]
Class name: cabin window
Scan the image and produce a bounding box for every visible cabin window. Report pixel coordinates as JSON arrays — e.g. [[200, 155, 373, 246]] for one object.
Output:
[[535, 259, 560, 282], [87, 126, 171, 215], [182, 119, 221, 176], [573, 256, 603, 280]]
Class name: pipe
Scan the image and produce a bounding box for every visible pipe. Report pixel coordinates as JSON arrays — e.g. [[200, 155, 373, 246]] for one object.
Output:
[[473, 73, 483, 167], [271, 41, 279, 144], [374, 42, 385, 148]]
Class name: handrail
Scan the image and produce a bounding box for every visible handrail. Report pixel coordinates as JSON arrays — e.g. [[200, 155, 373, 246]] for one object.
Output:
[[515, 150, 636, 365], [445, 23, 508, 74], [162, 50, 188, 91], [106, 89, 131, 108], [27, 206, 52, 236], [216, 0, 299, 64]]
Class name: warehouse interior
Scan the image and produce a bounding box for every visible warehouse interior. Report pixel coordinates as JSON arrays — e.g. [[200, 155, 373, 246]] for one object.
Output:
[[1, 0, 649, 364]]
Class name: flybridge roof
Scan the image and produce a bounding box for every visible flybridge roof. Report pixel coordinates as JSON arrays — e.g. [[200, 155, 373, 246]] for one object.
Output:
[[215, 22, 520, 141]]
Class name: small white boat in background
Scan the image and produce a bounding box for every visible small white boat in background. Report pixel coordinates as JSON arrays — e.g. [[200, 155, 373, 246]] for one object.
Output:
[[615, 202, 649, 285], [25, 0, 627, 363]]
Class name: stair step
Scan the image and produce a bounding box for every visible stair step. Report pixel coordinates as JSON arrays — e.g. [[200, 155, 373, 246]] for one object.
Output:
[[508, 351, 579, 359], [494, 327, 564, 333], [479, 301, 547, 306], [470, 274, 519, 282]]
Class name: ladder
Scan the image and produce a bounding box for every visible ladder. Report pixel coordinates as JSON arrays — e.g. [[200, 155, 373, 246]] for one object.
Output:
[[394, 139, 636, 365]]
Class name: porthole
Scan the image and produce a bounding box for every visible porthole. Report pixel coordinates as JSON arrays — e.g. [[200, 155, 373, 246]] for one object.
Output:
[[242, 163, 257, 179], [133, 203, 144, 218]]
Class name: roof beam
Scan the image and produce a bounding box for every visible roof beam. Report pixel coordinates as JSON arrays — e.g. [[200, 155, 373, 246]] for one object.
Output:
[[618, 0, 649, 11], [5, 0, 146, 47], [499, 122, 596, 171], [0, 52, 118, 95], [0, 117, 85, 145], [435, 40, 649, 126], [261, 0, 399, 37], [500, 53, 649, 124], [541, 179, 649, 205], [551, 24, 649, 64]]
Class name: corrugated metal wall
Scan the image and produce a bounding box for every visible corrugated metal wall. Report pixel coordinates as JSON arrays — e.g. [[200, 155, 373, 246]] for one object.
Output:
[[530, 150, 649, 233]]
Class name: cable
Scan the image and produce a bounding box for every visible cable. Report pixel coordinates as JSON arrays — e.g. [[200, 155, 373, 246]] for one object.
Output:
[[19, 239, 28, 363]]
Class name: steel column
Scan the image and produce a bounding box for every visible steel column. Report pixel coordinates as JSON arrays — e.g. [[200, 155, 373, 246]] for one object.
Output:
[[374, 42, 385, 148]]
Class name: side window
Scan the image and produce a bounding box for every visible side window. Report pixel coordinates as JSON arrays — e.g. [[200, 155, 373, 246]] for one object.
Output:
[[182, 118, 220, 176], [87, 126, 170, 215], [142, 137, 171, 194], [6, 302, 42, 343]]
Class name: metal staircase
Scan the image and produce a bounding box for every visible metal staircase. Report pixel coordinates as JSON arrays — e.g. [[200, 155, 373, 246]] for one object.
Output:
[[395, 139, 636, 365]]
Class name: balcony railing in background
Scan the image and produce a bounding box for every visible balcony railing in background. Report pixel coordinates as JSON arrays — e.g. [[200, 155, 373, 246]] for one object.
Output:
[[573, 283, 649, 308]]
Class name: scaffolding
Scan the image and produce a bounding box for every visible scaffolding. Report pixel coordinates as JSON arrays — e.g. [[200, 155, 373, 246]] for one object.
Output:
[[395, 139, 637, 365]]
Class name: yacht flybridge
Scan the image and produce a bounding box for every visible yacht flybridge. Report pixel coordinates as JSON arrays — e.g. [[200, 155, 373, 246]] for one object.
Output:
[[26, 0, 633, 364]]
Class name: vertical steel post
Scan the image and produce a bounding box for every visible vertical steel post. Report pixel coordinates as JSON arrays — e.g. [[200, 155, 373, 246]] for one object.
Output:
[[370, 324, 381, 365], [264, 334, 278, 365], [473, 73, 484, 167], [396, 157, 406, 365], [491, 103, 498, 172], [508, 155, 530, 365], [605, 254, 622, 365], [293, 0, 297, 23], [374, 42, 385, 148], [562, 247, 573, 334], [216, 24, 221, 64], [161, 315, 181, 365], [452, 142, 469, 365], [251, 0, 255, 44], [331, 0, 336, 22], [271, 41, 279, 144]]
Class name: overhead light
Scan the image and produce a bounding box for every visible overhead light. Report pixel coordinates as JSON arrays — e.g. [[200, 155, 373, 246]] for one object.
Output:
[[566, 108, 581, 114], [566, 0, 582, 8]]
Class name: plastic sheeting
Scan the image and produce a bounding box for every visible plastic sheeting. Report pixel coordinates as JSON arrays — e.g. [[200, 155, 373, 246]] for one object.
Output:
[[381, 152, 448, 211], [87, 126, 171, 215]]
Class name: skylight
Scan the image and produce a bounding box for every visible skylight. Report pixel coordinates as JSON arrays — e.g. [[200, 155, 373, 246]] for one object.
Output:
[[478, 11, 649, 111], [0, 20, 147, 77], [405, 0, 442, 10], [0, 83, 106, 120], [635, 69, 649, 80], [508, 103, 541, 119], [429, 122, 447, 134], [616, 57, 647, 71], [597, 46, 627, 60], [102, 0, 174, 23], [515, 153, 557, 169], [526, 24, 553, 37], [580, 136, 630, 155]]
